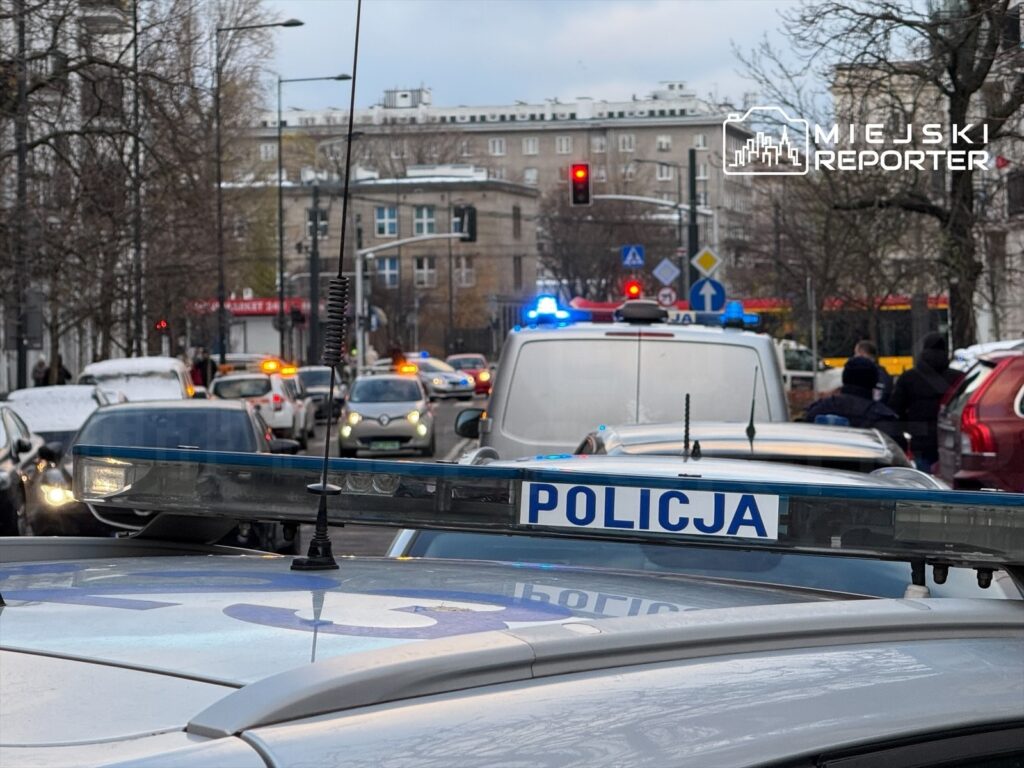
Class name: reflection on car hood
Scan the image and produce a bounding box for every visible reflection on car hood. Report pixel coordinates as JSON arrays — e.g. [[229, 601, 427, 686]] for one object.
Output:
[[0, 555, 829, 687]]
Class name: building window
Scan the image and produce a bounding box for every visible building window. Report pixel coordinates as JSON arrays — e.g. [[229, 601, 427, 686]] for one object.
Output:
[[522, 137, 539, 155], [390, 142, 406, 159], [513, 205, 522, 239], [695, 133, 707, 148], [298, 116, 316, 126], [454, 255, 475, 287], [459, 139, 472, 157], [1008, 171, 1024, 215], [594, 165, 607, 182], [414, 205, 436, 235], [656, 134, 672, 152], [697, 162, 709, 180], [656, 163, 673, 181], [375, 206, 397, 237], [555, 135, 572, 154], [618, 133, 635, 152], [591, 135, 607, 153], [377, 257, 399, 288], [306, 208, 328, 237], [513, 255, 523, 291], [488, 167, 507, 180], [523, 168, 538, 185], [488, 137, 506, 156], [621, 163, 636, 180], [414, 256, 437, 288], [259, 142, 277, 161]]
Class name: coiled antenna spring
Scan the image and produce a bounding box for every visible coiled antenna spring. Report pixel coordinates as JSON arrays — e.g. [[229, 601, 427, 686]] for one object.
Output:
[[321, 276, 349, 367]]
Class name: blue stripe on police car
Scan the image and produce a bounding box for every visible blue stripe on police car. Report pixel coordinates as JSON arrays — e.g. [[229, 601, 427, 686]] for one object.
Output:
[[520, 482, 779, 541]]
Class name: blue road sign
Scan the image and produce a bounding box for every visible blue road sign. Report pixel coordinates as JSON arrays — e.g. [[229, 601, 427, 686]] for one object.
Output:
[[689, 278, 726, 312], [620, 244, 645, 267]]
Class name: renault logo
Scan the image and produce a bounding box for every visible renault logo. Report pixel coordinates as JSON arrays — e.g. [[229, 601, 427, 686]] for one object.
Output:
[[379, 414, 391, 426]]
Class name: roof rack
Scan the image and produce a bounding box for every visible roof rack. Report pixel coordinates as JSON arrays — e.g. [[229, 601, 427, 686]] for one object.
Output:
[[72, 446, 1024, 583]]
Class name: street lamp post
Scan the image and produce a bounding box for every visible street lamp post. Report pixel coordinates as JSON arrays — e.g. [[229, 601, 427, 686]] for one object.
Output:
[[277, 73, 350, 360], [214, 18, 302, 366]]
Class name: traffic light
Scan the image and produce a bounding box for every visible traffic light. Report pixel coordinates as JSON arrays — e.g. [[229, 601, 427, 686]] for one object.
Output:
[[154, 318, 168, 333], [453, 205, 477, 242], [570, 163, 591, 206], [624, 279, 642, 300]]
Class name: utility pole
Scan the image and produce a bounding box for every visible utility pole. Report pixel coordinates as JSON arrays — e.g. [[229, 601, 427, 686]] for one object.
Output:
[[447, 200, 454, 353], [14, 0, 28, 389], [687, 147, 699, 296], [307, 183, 321, 365], [132, 0, 143, 356]]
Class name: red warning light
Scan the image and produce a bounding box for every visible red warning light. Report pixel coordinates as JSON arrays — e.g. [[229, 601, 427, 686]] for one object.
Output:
[[570, 163, 591, 206], [154, 319, 168, 331], [573, 166, 588, 180], [624, 279, 642, 299]]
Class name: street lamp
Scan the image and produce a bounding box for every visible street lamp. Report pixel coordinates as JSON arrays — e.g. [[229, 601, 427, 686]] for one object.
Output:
[[214, 18, 303, 366], [632, 157, 693, 297], [277, 73, 351, 360]]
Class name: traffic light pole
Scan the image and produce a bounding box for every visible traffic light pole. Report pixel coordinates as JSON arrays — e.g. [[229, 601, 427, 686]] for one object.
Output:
[[307, 183, 320, 366], [687, 148, 699, 298], [353, 232, 468, 369]]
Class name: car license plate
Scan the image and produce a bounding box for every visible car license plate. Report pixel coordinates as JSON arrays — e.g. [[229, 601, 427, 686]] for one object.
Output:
[[371, 440, 401, 451]]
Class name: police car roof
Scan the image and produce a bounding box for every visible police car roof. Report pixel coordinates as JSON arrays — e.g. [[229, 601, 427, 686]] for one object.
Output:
[[585, 421, 906, 463], [511, 320, 769, 340]]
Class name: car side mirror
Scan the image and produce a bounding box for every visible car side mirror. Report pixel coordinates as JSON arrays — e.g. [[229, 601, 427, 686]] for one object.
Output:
[[13, 437, 32, 457], [38, 441, 63, 462], [454, 408, 484, 439], [269, 438, 301, 455]]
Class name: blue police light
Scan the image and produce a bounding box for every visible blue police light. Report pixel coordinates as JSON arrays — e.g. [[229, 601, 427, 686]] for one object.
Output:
[[419, 351, 429, 359], [720, 300, 761, 330], [525, 295, 571, 324]]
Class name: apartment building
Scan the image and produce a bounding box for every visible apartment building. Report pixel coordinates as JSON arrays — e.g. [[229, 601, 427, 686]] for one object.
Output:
[[265, 166, 539, 357], [244, 82, 756, 271]]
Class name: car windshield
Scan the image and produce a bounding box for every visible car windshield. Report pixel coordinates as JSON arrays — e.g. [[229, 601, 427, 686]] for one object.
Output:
[[212, 378, 271, 399], [298, 370, 332, 388], [74, 408, 256, 452], [350, 378, 422, 403], [448, 357, 485, 370], [415, 358, 455, 373]]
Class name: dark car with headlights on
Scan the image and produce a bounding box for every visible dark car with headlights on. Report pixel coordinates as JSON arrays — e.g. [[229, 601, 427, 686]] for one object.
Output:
[[27, 399, 299, 543], [0, 405, 44, 536]]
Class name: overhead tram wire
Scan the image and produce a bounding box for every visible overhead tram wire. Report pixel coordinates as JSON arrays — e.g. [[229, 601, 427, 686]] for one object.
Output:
[[292, 0, 363, 572]]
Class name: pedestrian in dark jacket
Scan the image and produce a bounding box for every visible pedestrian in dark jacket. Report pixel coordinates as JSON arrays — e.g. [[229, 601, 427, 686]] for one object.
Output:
[[889, 332, 960, 472], [854, 339, 893, 405], [193, 347, 217, 387], [805, 356, 906, 448], [46, 355, 72, 385]]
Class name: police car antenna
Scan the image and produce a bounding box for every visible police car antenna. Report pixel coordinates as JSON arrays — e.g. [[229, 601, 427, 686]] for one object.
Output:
[[746, 366, 759, 451], [683, 393, 690, 459], [292, 0, 363, 571]]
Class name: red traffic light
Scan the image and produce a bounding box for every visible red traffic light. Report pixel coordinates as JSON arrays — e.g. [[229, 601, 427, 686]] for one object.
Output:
[[154, 319, 168, 331], [570, 163, 591, 206], [624, 279, 642, 299]]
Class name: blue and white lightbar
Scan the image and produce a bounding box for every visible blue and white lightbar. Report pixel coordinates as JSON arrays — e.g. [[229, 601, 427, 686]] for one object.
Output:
[[72, 446, 1024, 571]]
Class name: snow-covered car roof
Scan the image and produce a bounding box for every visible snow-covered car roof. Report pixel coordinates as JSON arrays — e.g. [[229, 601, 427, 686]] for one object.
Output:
[[5, 385, 107, 433]]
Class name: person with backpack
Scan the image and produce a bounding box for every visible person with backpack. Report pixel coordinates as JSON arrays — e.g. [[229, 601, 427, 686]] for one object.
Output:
[[889, 332, 961, 472], [805, 356, 905, 448]]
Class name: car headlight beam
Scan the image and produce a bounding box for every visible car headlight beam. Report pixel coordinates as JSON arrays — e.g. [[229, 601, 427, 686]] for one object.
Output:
[[347, 412, 362, 426]]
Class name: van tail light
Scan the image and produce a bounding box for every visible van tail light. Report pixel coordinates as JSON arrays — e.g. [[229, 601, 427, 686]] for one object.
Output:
[[960, 403, 996, 454], [271, 393, 284, 412]]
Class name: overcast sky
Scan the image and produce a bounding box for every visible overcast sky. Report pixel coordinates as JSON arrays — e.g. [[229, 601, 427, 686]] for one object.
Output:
[[263, 0, 799, 113]]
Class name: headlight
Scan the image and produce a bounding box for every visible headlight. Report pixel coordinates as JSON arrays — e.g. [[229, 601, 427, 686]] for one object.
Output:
[[416, 424, 428, 437], [432, 377, 444, 387], [81, 463, 130, 497], [340, 425, 352, 438], [478, 370, 491, 382], [406, 410, 421, 424], [346, 411, 362, 425], [41, 483, 75, 507]]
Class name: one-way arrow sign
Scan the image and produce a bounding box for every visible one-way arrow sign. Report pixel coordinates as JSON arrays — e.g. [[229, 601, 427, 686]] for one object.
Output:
[[689, 277, 726, 312]]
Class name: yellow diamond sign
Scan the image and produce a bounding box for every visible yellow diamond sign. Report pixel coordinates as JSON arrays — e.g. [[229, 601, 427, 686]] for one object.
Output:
[[691, 247, 720, 277]]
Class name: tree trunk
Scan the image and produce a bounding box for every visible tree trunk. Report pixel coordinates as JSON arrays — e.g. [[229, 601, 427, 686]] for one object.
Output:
[[946, 164, 981, 349]]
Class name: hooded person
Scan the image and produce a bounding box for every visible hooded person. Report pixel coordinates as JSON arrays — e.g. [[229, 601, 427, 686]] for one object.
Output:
[[804, 356, 906, 448], [889, 332, 961, 472]]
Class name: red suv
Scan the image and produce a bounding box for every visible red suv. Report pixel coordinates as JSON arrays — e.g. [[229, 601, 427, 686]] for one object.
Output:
[[445, 353, 492, 396], [937, 350, 1024, 491]]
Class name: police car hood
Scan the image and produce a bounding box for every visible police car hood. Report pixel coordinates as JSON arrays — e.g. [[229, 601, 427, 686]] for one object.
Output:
[[0, 554, 831, 690]]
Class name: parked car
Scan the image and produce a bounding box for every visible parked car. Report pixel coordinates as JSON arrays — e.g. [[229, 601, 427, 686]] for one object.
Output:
[[5, 384, 114, 447], [298, 365, 346, 419], [77, 356, 194, 401], [210, 372, 310, 448], [950, 339, 1024, 372], [570, 420, 920, 475], [0, 404, 44, 535], [338, 373, 435, 457], [445, 353, 493, 396], [937, 349, 1024, 491], [26, 399, 299, 540]]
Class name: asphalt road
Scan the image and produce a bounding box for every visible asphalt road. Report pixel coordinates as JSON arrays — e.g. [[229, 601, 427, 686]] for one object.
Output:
[[299, 397, 482, 556]]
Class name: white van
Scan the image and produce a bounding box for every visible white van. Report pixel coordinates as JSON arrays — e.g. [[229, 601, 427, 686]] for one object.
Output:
[[774, 339, 843, 393], [456, 300, 789, 459], [78, 356, 194, 401]]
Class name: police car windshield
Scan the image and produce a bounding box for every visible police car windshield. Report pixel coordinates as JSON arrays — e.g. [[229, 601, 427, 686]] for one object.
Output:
[[212, 377, 271, 399], [75, 408, 257, 452], [415, 358, 455, 373], [298, 370, 332, 388], [503, 339, 773, 443], [350, 378, 422, 403]]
